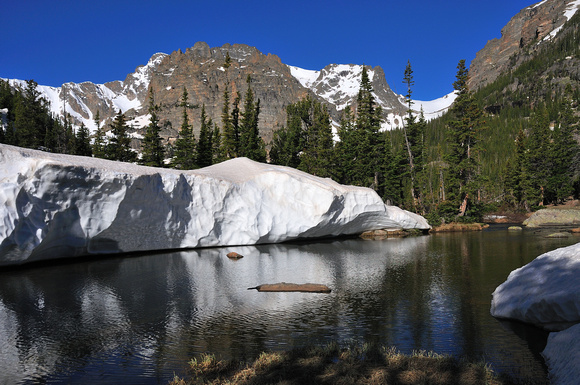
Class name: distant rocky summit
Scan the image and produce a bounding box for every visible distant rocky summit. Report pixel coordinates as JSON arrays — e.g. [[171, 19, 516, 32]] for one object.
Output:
[[5, 42, 432, 149]]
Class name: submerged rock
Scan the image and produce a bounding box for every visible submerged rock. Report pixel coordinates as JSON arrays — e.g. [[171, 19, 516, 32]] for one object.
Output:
[[0, 144, 430, 266]]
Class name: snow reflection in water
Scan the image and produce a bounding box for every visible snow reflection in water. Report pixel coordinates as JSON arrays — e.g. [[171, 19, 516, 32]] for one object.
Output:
[[0, 230, 576, 384]]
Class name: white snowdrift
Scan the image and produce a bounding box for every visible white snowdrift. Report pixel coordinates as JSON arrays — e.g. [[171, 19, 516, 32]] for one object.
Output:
[[0, 144, 429, 266], [491, 242, 580, 385], [490, 242, 580, 331], [542, 323, 580, 385]]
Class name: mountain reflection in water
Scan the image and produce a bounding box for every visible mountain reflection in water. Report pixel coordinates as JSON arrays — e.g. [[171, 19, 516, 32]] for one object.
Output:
[[0, 228, 576, 384]]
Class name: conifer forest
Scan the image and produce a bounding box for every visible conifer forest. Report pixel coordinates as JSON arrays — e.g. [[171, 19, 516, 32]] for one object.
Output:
[[2, 13, 580, 226]]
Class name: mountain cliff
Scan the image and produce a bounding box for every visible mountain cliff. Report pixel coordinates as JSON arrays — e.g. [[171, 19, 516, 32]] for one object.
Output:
[[469, 0, 580, 91], [5, 42, 448, 147]]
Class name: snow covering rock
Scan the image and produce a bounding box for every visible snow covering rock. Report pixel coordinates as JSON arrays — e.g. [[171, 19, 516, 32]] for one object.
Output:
[[0, 144, 429, 267], [491, 241, 580, 384], [491, 242, 580, 331], [542, 322, 580, 385]]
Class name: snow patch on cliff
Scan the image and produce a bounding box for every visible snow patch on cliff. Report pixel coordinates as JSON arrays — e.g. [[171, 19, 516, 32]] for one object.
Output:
[[289, 64, 455, 128]]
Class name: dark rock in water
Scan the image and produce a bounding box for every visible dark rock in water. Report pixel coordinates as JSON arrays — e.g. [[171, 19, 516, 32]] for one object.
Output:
[[248, 282, 331, 293], [227, 252, 244, 259]]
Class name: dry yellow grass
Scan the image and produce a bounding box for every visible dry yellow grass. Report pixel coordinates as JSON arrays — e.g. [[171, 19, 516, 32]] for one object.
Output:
[[169, 343, 514, 385]]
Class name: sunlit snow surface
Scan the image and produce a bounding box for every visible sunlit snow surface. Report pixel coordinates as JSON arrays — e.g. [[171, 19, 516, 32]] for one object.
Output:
[[491, 242, 580, 330], [491, 241, 580, 385], [0, 144, 429, 266]]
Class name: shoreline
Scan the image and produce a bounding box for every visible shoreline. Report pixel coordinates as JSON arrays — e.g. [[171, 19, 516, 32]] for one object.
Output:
[[169, 343, 515, 385]]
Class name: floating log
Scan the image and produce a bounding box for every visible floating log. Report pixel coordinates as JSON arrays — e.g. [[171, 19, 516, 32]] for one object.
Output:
[[248, 282, 331, 293], [226, 252, 244, 259]]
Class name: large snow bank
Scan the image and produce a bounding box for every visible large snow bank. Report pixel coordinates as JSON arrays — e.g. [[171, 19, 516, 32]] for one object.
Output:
[[490, 242, 580, 331], [491, 242, 580, 385], [0, 144, 429, 267], [542, 323, 580, 385]]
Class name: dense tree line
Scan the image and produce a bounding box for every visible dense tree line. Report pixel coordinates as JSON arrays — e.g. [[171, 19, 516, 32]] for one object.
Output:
[[0, 79, 92, 156], [2, 29, 579, 226]]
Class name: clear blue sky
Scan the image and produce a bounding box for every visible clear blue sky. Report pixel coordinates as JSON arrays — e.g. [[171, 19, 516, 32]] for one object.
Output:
[[2, 0, 536, 100]]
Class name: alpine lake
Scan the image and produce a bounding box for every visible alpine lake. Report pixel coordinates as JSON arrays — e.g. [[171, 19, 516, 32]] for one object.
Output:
[[0, 225, 578, 384]]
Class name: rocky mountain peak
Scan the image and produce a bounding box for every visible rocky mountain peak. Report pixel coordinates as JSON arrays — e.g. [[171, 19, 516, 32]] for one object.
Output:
[[469, 0, 580, 91], [8, 41, 451, 150]]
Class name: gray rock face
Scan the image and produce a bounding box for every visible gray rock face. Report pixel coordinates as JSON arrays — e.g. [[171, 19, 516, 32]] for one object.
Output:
[[148, 42, 311, 144], [469, 0, 579, 91], [523, 208, 580, 228], [8, 42, 407, 147]]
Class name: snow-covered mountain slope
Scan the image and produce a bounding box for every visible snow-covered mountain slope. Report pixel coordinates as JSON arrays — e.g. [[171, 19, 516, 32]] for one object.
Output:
[[289, 63, 455, 131], [4, 53, 167, 133], [0, 143, 430, 266], [4, 43, 453, 139]]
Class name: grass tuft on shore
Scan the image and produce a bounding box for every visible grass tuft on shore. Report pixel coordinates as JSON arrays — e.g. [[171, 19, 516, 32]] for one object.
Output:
[[170, 343, 514, 384]]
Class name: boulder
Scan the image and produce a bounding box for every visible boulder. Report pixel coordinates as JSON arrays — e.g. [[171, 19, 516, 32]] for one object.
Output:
[[523, 208, 580, 228], [491, 242, 580, 331]]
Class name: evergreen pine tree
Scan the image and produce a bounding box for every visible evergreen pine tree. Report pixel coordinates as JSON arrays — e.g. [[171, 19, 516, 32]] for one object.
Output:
[[381, 132, 402, 206], [230, 94, 241, 157], [336, 106, 357, 185], [0, 79, 14, 144], [445, 59, 485, 217], [352, 66, 383, 189], [74, 122, 93, 156], [63, 114, 76, 154], [172, 88, 197, 169], [546, 96, 578, 203], [107, 110, 136, 162], [270, 97, 308, 168], [140, 89, 165, 167], [13, 80, 50, 149], [224, 51, 232, 69], [92, 110, 107, 159], [196, 105, 213, 168], [221, 85, 237, 158], [239, 75, 266, 162], [297, 97, 334, 178], [525, 107, 550, 207], [212, 122, 224, 164], [401, 61, 425, 212]]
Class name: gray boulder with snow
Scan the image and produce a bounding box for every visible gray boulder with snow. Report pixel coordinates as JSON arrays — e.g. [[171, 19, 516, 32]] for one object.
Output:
[[0, 144, 429, 266], [491, 241, 580, 385], [491, 242, 580, 331]]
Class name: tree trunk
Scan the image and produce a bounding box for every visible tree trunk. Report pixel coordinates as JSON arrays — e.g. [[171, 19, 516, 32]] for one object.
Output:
[[459, 194, 469, 216]]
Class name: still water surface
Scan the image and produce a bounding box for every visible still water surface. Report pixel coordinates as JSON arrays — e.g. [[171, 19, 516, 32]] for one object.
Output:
[[0, 226, 578, 384]]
